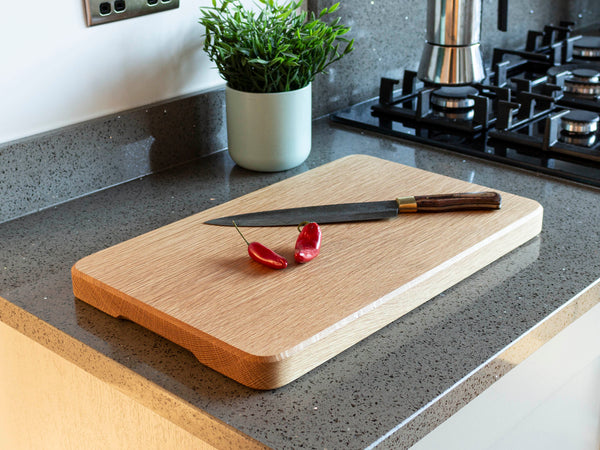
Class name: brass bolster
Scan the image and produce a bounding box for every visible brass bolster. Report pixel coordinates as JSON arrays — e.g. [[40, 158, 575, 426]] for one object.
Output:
[[396, 196, 418, 212]]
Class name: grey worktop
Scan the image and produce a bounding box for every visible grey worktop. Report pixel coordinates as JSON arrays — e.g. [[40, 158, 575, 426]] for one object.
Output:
[[2, 117, 600, 449]]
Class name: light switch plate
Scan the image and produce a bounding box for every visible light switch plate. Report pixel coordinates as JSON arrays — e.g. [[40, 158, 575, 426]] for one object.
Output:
[[84, 0, 180, 26]]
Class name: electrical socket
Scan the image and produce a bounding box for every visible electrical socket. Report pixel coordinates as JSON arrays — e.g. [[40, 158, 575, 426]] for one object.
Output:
[[84, 0, 179, 26]]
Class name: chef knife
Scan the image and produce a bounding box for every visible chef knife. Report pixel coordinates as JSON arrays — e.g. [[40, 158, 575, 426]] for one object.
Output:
[[204, 191, 501, 226]]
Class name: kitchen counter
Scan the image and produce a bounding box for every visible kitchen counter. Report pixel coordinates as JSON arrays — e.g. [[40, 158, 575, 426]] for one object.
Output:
[[1, 117, 599, 449]]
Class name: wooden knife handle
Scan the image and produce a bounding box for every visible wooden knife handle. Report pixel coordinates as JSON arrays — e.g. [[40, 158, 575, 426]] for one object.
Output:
[[396, 192, 502, 212]]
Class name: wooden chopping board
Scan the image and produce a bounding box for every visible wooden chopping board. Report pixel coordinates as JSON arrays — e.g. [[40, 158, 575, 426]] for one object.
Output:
[[72, 155, 543, 389]]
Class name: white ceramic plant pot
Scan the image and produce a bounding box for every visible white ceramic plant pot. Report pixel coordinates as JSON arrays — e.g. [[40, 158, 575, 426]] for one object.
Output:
[[225, 83, 312, 172]]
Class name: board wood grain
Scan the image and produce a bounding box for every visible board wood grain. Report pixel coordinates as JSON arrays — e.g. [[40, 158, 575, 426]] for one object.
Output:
[[72, 155, 543, 389]]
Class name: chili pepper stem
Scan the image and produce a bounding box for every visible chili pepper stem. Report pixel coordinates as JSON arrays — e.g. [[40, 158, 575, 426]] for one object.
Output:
[[233, 221, 250, 246], [297, 221, 309, 233]]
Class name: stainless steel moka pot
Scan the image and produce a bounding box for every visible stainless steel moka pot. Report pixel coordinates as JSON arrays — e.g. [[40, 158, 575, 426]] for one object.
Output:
[[417, 0, 508, 85]]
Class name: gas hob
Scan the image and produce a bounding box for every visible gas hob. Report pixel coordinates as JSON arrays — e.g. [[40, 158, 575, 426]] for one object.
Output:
[[331, 22, 600, 188]]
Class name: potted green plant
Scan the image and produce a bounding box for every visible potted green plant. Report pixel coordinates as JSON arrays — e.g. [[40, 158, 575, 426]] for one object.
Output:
[[199, 0, 354, 171]]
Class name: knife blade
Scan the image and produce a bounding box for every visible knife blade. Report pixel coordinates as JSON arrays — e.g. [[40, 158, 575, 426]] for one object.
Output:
[[204, 191, 501, 226]]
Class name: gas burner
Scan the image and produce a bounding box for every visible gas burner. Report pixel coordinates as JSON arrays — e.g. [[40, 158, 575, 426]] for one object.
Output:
[[561, 109, 599, 133], [573, 36, 600, 59], [559, 109, 599, 147], [547, 63, 600, 98], [370, 76, 491, 133], [430, 86, 478, 120], [430, 86, 478, 108], [564, 69, 600, 97]]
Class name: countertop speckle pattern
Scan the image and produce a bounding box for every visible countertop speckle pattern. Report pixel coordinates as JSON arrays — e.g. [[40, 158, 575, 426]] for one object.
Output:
[[2, 118, 600, 449]]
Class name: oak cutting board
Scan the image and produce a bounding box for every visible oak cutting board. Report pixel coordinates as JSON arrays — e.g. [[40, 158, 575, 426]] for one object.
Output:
[[72, 155, 543, 389]]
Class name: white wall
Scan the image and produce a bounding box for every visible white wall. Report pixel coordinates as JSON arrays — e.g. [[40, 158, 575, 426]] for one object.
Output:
[[1, 0, 247, 145]]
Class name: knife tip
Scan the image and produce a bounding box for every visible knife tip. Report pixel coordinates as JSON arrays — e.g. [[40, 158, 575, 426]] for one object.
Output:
[[204, 219, 228, 226]]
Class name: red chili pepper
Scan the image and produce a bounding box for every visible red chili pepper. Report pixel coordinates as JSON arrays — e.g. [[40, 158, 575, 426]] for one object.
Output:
[[233, 221, 288, 270], [294, 222, 322, 263]]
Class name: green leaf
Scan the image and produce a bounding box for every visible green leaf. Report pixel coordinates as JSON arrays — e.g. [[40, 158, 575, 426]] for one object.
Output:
[[328, 3, 340, 14], [248, 57, 270, 64]]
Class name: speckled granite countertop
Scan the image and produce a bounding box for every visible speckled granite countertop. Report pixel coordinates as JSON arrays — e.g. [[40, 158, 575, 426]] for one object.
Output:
[[2, 117, 600, 449]]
